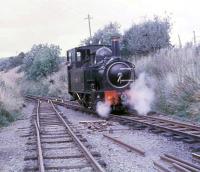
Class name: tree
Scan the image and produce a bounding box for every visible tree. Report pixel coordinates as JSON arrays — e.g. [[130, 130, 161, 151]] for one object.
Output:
[[82, 22, 121, 45], [23, 44, 61, 80], [122, 17, 171, 56]]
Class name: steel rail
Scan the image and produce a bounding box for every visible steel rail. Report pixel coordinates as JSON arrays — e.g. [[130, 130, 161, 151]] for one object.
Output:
[[35, 100, 45, 172], [172, 163, 191, 172], [153, 161, 172, 172], [127, 115, 200, 130], [103, 134, 145, 156], [36, 99, 40, 130], [34, 120, 45, 172], [50, 101, 105, 172], [112, 115, 200, 141], [161, 155, 200, 172], [26, 95, 200, 140], [192, 153, 200, 159], [164, 154, 200, 170]]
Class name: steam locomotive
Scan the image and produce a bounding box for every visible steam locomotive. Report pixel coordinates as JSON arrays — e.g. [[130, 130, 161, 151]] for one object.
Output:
[[66, 37, 135, 112]]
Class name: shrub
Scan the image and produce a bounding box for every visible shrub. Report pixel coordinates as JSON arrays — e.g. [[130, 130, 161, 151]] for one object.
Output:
[[23, 44, 61, 80], [122, 17, 171, 56], [0, 103, 15, 126], [47, 64, 69, 98], [82, 22, 121, 45], [21, 63, 70, 99], [0, 67, 24, 126]]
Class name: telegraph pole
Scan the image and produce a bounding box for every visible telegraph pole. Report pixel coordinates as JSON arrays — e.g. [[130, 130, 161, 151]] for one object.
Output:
[[193, 30, 196, 45], [85, 14, 92, 39], [178, 34, 182, 48]]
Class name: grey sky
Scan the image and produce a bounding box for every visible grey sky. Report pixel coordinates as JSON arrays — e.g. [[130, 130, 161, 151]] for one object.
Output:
[[0, 0, 199, 57]]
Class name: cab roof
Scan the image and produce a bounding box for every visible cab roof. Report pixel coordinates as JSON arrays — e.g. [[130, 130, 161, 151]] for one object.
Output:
[[67, 44, 111, 54]]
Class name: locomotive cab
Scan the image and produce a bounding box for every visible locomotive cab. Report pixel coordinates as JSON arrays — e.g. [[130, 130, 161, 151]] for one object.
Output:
[[67, 45, 111, 66], [66, 45, 111, 103]]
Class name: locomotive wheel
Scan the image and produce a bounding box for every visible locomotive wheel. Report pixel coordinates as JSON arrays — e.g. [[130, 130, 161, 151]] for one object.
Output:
[[82, 94, 91, 108]]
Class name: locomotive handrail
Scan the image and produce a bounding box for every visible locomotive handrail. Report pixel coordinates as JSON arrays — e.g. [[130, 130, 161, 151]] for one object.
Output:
[[119, 67, 133, 70], [120, 79, 134, 82]]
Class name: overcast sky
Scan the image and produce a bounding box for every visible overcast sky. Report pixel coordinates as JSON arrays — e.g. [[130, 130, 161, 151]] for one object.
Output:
[[0, 0, 199, 57]]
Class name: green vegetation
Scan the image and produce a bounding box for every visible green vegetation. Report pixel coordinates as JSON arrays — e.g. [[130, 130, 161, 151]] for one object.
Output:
[[82, 22, 121, 45], [0, 104, 15, 126], [122, 17, 171, 56], [82, 17, 171, 56], [0, 67, 24, 126], [0, 44, 68, 127], [23, 44, 60, 80], [21, 63, 69, 98]]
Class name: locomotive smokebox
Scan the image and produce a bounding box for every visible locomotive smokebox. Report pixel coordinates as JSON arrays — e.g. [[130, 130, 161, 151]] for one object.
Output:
[[111, 36, 120, 56]]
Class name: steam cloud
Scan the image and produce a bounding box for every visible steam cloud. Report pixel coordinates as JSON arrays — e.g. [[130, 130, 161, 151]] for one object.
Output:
[[96, 101, 111, 118], [126, 73, 154, 115]]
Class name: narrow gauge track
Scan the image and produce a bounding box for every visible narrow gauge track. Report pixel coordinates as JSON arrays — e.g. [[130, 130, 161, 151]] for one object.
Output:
[[24, 99, 105, 172], [26, 95, 200, 143], [111, 115, 200, 143]]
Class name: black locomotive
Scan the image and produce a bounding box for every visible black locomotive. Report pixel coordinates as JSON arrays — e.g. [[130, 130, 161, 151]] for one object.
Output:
[[67, 37, 135, 111]]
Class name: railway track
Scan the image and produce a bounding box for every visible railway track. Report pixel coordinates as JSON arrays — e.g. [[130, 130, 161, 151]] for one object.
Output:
[[26, 95, 200, 144], [24, 99, 105, 172], [111, 115, 200, 143], [24, 95, 200, 171]]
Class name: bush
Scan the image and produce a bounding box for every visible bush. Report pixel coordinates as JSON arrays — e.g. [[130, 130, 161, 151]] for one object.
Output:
[[21, 63, 70, 99], [0, 104, 15, 126], [21, 80, 50, 96], [0, 67, 24, 126], [23, 44, 61, 80], [122, 17, 171, 56]]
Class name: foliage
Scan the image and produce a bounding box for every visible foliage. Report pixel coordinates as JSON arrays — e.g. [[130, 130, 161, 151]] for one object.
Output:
[[0, 103, 15, 126], [21, 63, 69, 99], [0, 52, 25, 71], [122, 17, 171, 56], [82, 22, 121, 45], [0, 67, 24, 126], [23, 44, 61, 80]]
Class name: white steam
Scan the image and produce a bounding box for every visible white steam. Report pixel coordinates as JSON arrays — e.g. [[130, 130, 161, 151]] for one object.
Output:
[[96, 101, 111, 118], [126, 73, 154, 115]]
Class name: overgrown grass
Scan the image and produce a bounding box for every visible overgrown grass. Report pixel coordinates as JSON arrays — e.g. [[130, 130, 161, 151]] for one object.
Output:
[[0, 62, 69, 127], [134, 45, 200, 121], [21, 63, 69, 99], [0, 67, 24, 126]]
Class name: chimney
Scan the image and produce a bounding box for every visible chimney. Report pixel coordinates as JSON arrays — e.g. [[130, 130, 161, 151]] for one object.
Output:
[[111, 36, 120, 56]]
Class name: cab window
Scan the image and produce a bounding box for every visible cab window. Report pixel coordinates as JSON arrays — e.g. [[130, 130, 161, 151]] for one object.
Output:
[[67, 52, 72, 63], [71, 52, 75, 62], [76, 52, 81, 62]]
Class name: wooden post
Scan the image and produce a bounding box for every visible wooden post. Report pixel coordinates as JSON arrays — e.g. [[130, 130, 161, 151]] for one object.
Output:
[[178, 34, 182, 48]]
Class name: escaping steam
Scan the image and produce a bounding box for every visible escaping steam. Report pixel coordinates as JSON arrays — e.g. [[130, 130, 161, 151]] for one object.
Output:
[[96, 101, 111, 118], [125, 73, 155, 115]]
